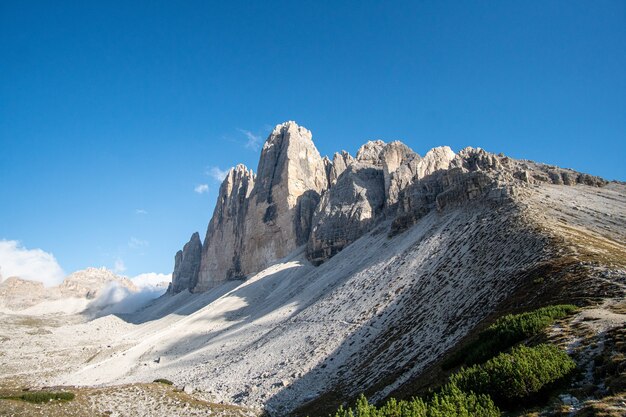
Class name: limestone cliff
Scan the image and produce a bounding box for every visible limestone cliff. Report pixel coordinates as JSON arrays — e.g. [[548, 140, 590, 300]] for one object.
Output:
[[169, 232, 202, 293], [239, 121, 328, 277], [180, 121, 328, 293], [195, 165, 255, 292], [170, 121, 608, 294]]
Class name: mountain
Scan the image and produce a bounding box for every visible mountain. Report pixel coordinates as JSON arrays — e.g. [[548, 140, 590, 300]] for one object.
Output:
[[0, 267, 139, 313], [58, 121, 623, 415], [169, 120, 609, 294]]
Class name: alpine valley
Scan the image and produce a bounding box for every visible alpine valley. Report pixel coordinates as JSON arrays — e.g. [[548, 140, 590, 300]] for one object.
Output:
[[1, 122, 624, 416]]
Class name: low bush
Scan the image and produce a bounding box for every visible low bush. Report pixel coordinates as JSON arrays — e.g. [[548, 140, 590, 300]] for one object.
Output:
[[450, 344, 576, 405], [330, 388, 499, 417], [443, 305, 577, 368], [16, 391, 75, 403], [153, 378, 174, 385]]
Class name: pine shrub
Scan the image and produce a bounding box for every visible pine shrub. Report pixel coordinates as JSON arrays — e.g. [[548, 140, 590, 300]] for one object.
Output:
[[443, 305, 577, 368], [330, 389, 499, 417], [450, 344, 576, 405]]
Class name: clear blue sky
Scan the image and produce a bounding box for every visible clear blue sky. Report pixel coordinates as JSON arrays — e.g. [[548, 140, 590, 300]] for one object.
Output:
[[1, 1, 624, 277]]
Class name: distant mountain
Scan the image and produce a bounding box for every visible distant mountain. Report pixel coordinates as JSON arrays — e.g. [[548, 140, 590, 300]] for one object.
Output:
[[0, 267, 138, 312]]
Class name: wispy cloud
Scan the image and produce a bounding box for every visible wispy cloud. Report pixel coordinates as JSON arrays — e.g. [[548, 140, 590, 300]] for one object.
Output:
[[135, 209, 148, 215], [194, 184, 210, 194], [114, 258, 126, 273], [238, 128, 262, 151], [207, 166, 228, 182], [0, 240, 65, 286], [128, 237, 148, 249]]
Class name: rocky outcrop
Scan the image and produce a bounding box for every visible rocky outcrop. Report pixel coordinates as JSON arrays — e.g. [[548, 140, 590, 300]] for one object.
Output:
[[355, 140, 386, 165], [391, 147, 607, 235], [380, 141, 419, 207], [0, 277, 45, 310], [172, 122, 609, 293], [240, 122, 328, 276], [188, 122, 329, 293], [327, 151, 355, 186], [308, 161, 386, 265], [169, 233, 202, 293], [195, 165, 255, 292]]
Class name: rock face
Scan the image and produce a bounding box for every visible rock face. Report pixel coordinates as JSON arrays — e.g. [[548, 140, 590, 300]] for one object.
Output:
[[391, 146, 607, 235], [240, 122, 328, 278], [0, 277, 45, 310], [186, 122, 328, 293], [170, 121, 609, 293], [195, 165, 255, 292], [307, 143, 388, 265], [169, 232, 202, 293]]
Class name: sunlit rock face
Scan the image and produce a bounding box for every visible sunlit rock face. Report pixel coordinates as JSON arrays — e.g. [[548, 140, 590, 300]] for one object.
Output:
[[239, 121, 328, 279], [195, 165, 255, 292], [189, 122, 328, 293]]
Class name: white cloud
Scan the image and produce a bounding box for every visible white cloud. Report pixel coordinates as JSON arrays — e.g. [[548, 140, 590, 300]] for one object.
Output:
[[88, 281, 166, 315], [207, 166, 229, 182], [0, 240, 65, 287], [113, 258, 126, 273], [194, 184, 209, 194], [131, 272, 171, 289], [128, 237, 149, 249], [135, 209, 148, 215], [238, 129, 262, 151]]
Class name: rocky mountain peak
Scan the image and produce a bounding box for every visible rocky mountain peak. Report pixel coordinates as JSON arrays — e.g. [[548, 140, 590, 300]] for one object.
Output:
[[61, 267, 138, 298], [185, 121, 328, 293], [171, 121, 609, 293], [356, 140, 386, 165]]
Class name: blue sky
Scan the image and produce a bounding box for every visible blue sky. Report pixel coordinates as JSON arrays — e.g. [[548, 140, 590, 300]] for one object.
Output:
[[1, 1, 624, 279]]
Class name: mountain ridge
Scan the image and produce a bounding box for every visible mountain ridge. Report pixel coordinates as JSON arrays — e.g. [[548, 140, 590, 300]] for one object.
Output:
[[170, 121, 607, 294]]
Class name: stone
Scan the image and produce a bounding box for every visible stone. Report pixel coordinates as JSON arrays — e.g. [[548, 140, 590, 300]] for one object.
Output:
[[241, 121, 328, 275], [195, 165, 255, 292], [328, 151, 355, 186], [355, 140, 386, 165], [171, 121, 609, 292], [307, 161, 385, 265], [193, 122, 328, 292], [169, 232, 202, 294], [380, 141, 419, 207]]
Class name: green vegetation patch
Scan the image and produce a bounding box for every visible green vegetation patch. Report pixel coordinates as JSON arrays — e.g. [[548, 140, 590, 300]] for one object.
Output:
[[331, 387, 499, 417], [328, 343, 576, 416], [153, 378, 174, 385], [450, 344, 576, 405], [1, 391, 75, 403], [444, 304, 577, 368]]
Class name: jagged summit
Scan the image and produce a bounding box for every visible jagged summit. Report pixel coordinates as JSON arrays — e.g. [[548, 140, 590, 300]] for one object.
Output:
[[169, 121, 608, 293]]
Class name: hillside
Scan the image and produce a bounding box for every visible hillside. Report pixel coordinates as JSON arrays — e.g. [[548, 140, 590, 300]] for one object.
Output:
[[50, 122, 625, 415], [1, 122, 624, 416]]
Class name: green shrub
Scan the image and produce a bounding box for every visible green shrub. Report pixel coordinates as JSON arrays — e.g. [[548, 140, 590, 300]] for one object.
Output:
[[330, 389, 499, 417], [443, 305, 577, 368], [153, 378, 174, 385], [18, 391, 75, 403], [450, 344, 576, 405]]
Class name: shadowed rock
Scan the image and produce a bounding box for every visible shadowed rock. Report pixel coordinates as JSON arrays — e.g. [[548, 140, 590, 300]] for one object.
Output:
[[169, 232, 202, 294]]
